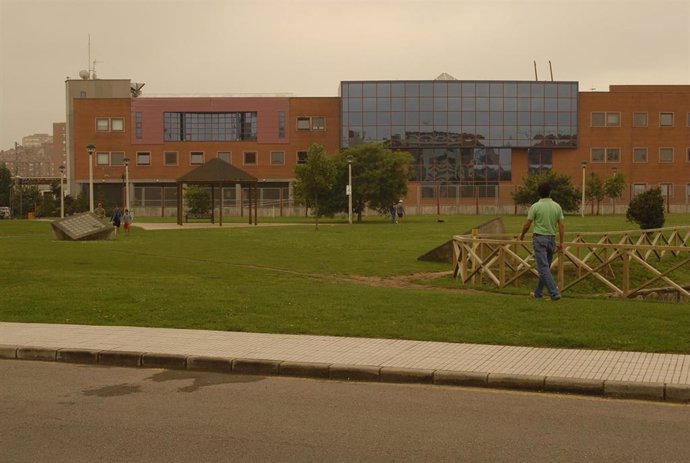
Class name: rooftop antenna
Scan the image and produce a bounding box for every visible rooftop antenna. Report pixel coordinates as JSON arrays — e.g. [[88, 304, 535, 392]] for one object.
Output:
[[549, 60, 554, 81], [87, 34, 102, 79], [533, 61, 538, 81]]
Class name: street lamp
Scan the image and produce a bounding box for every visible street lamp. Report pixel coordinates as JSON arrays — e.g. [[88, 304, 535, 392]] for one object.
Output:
[[59, 164, 65, 218], [580, 160, 588, 218], [611, 166, 617, 215], [347, 155, 353, 224], [123, 157, 130, 211], [86, 144, 96, 212]]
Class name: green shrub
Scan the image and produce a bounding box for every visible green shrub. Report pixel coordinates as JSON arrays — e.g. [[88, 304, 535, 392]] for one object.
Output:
[[626, 187, 665, 229]]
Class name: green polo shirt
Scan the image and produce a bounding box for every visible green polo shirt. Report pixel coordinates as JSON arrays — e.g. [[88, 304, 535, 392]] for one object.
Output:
[[527, 198, 564, 236]]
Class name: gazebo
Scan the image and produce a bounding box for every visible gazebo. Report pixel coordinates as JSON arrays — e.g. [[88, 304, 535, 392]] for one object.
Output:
[[176, 158, 259, 226]]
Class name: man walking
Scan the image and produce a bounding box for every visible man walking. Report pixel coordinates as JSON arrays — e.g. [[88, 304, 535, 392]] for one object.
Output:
[[518, 182, 564, 300]]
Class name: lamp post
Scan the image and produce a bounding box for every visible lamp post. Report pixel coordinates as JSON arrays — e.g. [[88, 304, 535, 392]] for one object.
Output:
[[347, 155, 353, 224], [123, 157, 130, 210], [611, 166, 617, 215], [580, 160, 588, 218], [86, 144, 96, 212], [59, 164, 65, 218]]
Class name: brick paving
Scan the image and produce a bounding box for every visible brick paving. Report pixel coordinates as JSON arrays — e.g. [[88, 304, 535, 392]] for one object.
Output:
[[2, 322, 689, 385]]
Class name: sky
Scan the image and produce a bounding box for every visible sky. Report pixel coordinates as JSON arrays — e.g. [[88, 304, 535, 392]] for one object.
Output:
[[1, 0, 689, 150]]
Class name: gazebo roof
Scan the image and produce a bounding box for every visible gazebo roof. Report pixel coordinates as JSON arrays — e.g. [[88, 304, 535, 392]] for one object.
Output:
[[177, 158, 257, 183]]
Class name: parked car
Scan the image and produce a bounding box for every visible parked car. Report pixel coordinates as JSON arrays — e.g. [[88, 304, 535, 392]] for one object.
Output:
[[0, 207, 11, 219]]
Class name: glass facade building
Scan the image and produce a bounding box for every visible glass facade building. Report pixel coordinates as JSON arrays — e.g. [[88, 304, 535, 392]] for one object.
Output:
[[340, 80, 578, 188]]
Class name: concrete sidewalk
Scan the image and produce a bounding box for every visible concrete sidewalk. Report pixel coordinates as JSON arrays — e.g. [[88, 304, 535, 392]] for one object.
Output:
[[1, 322, 689, 403]]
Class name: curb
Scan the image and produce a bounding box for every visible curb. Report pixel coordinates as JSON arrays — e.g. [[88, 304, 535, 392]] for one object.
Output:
[[1, 344, 689, 404]]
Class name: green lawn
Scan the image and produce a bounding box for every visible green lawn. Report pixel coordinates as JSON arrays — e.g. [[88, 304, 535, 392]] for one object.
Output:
[[2, 214, 690, 353]]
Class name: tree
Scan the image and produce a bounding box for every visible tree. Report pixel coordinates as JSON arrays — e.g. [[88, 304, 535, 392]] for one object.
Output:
[[0, 163, 11, 206], [184, 185, 211, 214], [626, 187, 665, 229], [585, 172, 605, 215], [604, 172, 626, 214], [512, 171, 581, 213], [293, 143, 337, 230], [318, 144, 413, 222]]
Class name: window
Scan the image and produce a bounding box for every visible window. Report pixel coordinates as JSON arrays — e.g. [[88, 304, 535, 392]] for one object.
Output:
[[633, 112, 648, 127], [297, 151, 308, 164], [297, 117, 311, 130], [96, 152, 110, 166], [278, 112, 286, 138], [135, 112, 143, 139], [687, 112, 690, 127], [96, 118, 109, 131], [591, 148, 605, 162], [243, 152, 257, 165], [633, 147, 648, 163], [606, 148, 620, 163], [687, 184, 690, 202], [659, 147, 674, 163], [110, 118, 124, 131], [311, 117, 325, 130], [270, 151, 285, 165], [632, 184, 646, 197], [590, 112, 619, 127], [659, 183, 673, 199], [591, 148, 620, 163], [660, 112, 674, 127], [164, 112, 257, 141], [687, 147, 690, 163], [110, 152, 125, 166], [164, 151, 178, 166], [217, 152, 231, 163], [190, 152, 204, 165], [296, 116, 325, 131], [606, 112, 620, 127], [137, 151, 151, 166]]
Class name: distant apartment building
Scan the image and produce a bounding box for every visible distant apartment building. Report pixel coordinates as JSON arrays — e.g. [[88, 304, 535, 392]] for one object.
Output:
[[65, 75, 690, 215], [52, 122, 66, 176]]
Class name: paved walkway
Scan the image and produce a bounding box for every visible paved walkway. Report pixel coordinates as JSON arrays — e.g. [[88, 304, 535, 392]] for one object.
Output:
[[1, 322, 689, 403]]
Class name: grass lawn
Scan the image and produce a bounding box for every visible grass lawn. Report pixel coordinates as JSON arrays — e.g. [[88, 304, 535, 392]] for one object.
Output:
[[2, 213, 690, 353]]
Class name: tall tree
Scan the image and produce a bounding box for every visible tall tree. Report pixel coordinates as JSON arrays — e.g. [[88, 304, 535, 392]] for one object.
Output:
[[512, 171, 581, 213], [585, 172, 605, 215], [604, 172, 626, 214], [293, 143, 337, 230], [0, 163, 11, 206], [319, 144, 412, 222]]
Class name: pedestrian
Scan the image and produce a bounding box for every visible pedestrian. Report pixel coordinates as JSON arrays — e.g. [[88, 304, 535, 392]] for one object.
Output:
[[518, 182, 564, 301], [389, 203, 397, 224], [122, 209, 133, 234], [111, 206, 122, 235], [395, 200, 405, 223], [94, 202, 106, 221]]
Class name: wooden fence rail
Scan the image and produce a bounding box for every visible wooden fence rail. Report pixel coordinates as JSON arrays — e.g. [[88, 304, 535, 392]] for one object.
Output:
[[452, 226, 690, 299]]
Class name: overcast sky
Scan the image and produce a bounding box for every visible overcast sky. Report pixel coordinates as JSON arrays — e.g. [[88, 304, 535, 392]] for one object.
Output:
[[1, 0, 688, 150]]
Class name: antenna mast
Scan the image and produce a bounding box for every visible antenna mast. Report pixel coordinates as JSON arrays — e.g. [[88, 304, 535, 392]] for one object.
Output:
[[533, 61, 538, 81], [549, 60, 554, 81]]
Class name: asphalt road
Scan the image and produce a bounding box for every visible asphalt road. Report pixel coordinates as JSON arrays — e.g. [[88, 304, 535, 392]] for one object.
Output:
[[2, 360, 690, 462]]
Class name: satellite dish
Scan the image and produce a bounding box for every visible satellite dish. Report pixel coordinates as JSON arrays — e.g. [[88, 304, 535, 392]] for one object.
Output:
[[79, 70, 90, 80]]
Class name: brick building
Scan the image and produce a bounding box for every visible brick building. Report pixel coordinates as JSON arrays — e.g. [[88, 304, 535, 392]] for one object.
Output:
[[65, 76, 690, 216]]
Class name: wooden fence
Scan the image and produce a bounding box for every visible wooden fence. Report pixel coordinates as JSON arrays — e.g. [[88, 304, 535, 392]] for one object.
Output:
[[452, 226, 690, 299]]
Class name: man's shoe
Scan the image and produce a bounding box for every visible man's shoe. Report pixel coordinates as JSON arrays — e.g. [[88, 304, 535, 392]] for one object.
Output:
[[530, 292, 543, 299], [551, 295, 561, 301]]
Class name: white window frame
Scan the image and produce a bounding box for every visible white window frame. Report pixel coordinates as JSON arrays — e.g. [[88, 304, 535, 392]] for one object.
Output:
[[243, 151, 257, 165], [659, 183, 673, 199], [297, 151, 308, 164], [591, 148, 605, 163], [110, 118, 125, 131], [96, 118, 109, 132], [190, 151, 204, 166], [633, 112, 648, 127], [632, 147, 648, 163], [136, 151, 151, 166], [164, 151, 178, 166], [110, 152, 125, 166], [632, 184, 646, 197], [311, 117, 326, 130], [96, 152, 110, 166], [660, 112, 674, 127], [296, 117, 311, 130], [217, 152, 231, 163], [659, 147, 674, 163], [270, 151, 285, 165]]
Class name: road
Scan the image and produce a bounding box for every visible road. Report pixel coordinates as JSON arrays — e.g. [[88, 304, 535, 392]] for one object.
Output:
[[2, 360, 689, 462]]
